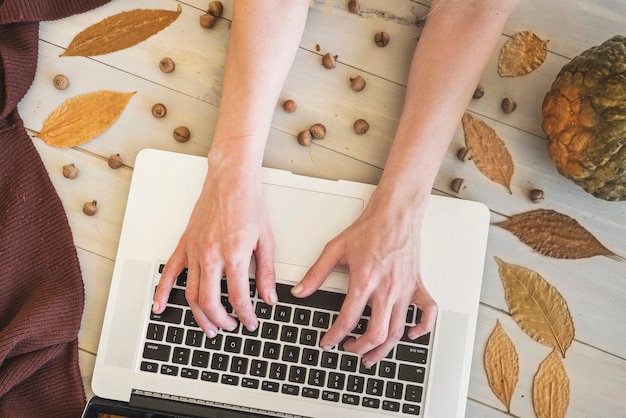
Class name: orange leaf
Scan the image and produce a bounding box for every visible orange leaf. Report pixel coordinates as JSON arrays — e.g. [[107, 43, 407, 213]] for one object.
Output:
[[498, 31, 548, 77], [533, 350, 571, 418], [484, 320, 519, 412], [37, 90, 135, 147], [62, 5, 182, 57]]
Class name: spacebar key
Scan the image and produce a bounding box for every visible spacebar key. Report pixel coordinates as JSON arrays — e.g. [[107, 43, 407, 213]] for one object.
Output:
[[276, 283, 345, 312]]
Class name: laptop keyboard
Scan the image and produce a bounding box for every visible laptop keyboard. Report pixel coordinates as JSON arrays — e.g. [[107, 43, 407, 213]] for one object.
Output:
[[140, 264, 431, 416]]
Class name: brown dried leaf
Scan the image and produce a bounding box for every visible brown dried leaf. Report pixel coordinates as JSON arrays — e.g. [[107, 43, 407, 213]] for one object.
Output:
[[62, 5, 182, 57], [498, 31, 548, 76], [495, 209, 618, 259], [484, 320, 519, 412], [462, 112, 514, 193], [533, 350, 571, 418], [37, 90, 136, 147], [495, 257, 575, 357]]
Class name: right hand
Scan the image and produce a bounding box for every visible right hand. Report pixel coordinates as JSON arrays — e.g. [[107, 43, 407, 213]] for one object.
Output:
[[152, 163, 276, 338]]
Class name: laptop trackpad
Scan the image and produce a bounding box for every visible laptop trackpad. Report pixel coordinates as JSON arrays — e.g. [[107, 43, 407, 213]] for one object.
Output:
[[427, 310, 470, 418], [103, 259, 151, 368]]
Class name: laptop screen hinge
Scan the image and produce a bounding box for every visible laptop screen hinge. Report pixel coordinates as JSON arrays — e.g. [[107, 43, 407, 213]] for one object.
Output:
[[130, 389, 309, 418]]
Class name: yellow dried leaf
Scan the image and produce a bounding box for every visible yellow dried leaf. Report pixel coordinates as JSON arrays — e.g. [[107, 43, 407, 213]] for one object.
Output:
[[495, 257, 575, 357], [498, 31, 548, 76], [37, 90, 136, 147], [462, 112, 514, 193], [62, 5, 182, 57], [533, 350, 571, 418], [495, 209, 620, 260], [484, 320, 519, 412]]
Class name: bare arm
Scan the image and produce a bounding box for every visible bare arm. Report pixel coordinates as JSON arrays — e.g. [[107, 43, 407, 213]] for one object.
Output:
[[154, 0, 309, 337], [294, 0, 521, 365]]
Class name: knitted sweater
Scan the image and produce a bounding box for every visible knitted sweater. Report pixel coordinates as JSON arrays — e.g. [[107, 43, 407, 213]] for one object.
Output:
[[0, 1, 110, 417]]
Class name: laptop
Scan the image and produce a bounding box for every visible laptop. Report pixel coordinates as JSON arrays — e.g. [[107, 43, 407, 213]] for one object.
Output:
[[84, 148, 490, 418]]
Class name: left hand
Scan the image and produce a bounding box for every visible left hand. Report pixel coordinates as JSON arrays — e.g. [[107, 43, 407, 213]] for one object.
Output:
[[290, 189, 438, 367]]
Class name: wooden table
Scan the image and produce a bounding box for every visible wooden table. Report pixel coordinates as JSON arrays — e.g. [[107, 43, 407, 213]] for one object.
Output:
[[17, 0, 626, 416]]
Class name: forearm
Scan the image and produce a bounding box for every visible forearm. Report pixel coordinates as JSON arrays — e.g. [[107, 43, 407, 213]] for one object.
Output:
[[377, 0, 520, 206], [208, 0, 309, 169]]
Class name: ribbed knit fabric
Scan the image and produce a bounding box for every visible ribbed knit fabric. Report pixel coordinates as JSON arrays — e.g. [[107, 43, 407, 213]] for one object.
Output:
[[0, 0, 110, 417]]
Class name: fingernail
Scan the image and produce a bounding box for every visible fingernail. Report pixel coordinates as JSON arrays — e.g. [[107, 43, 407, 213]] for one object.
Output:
[[206, 329, 216, 339], [225, 323, 237, 332], [268, 290, 278, 305], [291, 283, 303, 296], [247, 322, 259, 332], [322, 345, 333, 351], [363, 360, 374, 369], [152, 302, 160, 313]]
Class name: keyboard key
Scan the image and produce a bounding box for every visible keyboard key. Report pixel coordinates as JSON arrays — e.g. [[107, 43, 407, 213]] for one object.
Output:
[[201, 371, 219, 382], [321, 351, 339, 369], [386, 381, 403, 399], [192, 350, 210, 368], [255, 303, 272, 319], [302, 387, 320, 399], [250, 359, 268, 377], [146, 323, 165, 341], [403, 404, 421, 415], [221, 374, 239, 386], [342, 394, 360, 405], [359, 362, 376, 375], [263, 342, 280, 360], [184, 310, 199, 328], [366, 378, 384, 396], [327, 372, 345, 390], [351, 318, 368, 335], [282, 345, 300, 363], [398, 364, 426, 384], [205, 334, 223, 350], [308, 369, 326, 387], [405, 384, 424, 403], [293, 308, 311, 325], [340, 354, 359, 372], [378, 361, 396, 378], [274, 305, 292, 322], [242, 324, 259, 337], [242, 378, 259, 389], [302, 348, 320, 366], [185, 330, 204, 347], [281, 384, 299, 396], [269, 362, 287, 380], [224, 336, 242, 353], [172, 347, 191, 365], [143, 343, 171, 362], [261, 323, 279, 340], [288, 366, 307, 384], [382, 400, 401, 412], [346, 375, 365, 393], [280, 325, 298, 343], [396, 344, 428, 364], [181, 368, 199, 379], [211, 353, 229, 371], [168, 288, 188, 306], [150, 307, 183, 324], [321, 391, 340, 403], [312, 311, 331, 329], [243, 339, 262, 356], [276, 283, 344, 312], [401, 328, 430, 345], [362, 397, 380, 409], [299, 329, 318, 346], [140, 361, 158, 373], [166, 327, 185, 344], [160, 364, 178, 376], [230, 356, 248, 374], [261, 381, 279, 393]]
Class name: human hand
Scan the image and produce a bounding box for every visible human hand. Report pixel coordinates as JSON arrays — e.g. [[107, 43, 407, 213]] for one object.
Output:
[[152, 164, 276, 338], [291, 190, 437, 367]]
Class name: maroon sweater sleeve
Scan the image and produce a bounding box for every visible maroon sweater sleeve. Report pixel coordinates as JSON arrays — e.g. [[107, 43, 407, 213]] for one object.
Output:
[[0, 1, 111, 417]]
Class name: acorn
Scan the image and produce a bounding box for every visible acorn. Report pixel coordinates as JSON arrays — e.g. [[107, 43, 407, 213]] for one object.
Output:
[[159, 57, 175, 73], [348, 0, 360, 13], [53, 74, 69, 90], [282, 99, 297, 113], [353, 119, 370, 135], [309, 123, 327, 140], [62, 163, 79, 179], [322, 53, 336, 69], [349, 76, 366, 92], [151, 103, 167, 118], [107, 153, 123, 169], [297, 130, 313, 146], [374, 31, 390, 47], [173, 126, 191, 142]]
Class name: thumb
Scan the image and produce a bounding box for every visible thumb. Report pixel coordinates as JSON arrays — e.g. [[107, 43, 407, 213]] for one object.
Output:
[[291, 240, 342, 298]]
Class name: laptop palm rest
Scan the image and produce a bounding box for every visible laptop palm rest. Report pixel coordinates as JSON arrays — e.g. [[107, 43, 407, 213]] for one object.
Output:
[[104, 259, 152, 368]]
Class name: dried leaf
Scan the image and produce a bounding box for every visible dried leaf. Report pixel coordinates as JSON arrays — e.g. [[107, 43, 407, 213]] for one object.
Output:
[[484, 320, 519, 412], [462, 112, 514, 193], [62, 5, 182, 57], [495, 257, 575, 357], [533, 350, 571, 418], [495, 209, 619, 260], [37, 90, 136, 147], [498, 31, 548, 76]]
